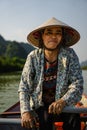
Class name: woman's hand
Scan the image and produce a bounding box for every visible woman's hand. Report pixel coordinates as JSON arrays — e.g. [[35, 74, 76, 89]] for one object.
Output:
[[48, 99, 66, 115], [21, 111, 39, 128]]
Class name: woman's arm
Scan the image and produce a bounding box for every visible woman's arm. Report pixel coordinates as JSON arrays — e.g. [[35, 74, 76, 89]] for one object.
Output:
[[62, 48, 84, 105]]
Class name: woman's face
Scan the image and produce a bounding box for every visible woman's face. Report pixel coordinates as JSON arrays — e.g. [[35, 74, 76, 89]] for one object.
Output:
[[42, 26, 62, 50]]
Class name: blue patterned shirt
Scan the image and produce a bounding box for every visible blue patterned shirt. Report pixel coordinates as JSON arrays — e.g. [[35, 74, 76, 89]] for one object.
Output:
[[18, 47, 84, 115]]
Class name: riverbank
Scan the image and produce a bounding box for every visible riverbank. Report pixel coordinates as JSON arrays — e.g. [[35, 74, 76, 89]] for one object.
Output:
[[0, 57, 25, 73]]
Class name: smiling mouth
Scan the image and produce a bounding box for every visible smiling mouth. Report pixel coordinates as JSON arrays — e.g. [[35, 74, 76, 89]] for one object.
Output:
[[48, 40, 57, 43]]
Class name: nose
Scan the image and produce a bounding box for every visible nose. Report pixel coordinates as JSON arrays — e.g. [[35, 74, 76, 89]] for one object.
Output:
[[51, 33, 56, 38]]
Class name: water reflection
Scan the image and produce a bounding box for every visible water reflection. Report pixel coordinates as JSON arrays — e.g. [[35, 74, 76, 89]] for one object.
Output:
[[0, 72, 21, 113]]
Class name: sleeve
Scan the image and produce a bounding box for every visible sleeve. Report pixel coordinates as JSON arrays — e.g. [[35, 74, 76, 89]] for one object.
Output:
[[18, 52, 35, 115], [62, 48, 84, 106]]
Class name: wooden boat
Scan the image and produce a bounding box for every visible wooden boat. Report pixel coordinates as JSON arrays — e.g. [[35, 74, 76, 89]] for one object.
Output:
[[0, 94, 87, 130]]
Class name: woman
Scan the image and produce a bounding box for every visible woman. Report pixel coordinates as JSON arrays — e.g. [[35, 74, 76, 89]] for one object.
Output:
[[18, 17, 84, 130]]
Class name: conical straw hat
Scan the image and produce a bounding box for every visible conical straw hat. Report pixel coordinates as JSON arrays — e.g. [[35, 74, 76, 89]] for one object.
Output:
[[27, 17, 80, 47]]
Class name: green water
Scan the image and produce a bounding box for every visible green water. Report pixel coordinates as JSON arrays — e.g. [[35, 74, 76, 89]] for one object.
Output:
[[0, 72, 21, 113]]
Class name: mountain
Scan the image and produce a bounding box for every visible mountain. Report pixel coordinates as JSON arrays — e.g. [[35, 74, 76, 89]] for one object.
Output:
[[0, 35, 35, 59], [0, 35, 6, 44], [0, 35, 7, 56]]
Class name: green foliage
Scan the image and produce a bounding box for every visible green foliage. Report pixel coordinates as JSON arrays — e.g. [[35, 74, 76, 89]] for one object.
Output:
[[0, 56, 25, 73], [81, 66, 87, 70]]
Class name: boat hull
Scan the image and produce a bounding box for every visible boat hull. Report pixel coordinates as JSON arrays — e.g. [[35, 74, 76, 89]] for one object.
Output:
[[0, 124, 27, 130], [0, 94, 87, 130]]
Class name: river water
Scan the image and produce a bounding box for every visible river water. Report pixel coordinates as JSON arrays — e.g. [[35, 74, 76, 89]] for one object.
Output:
[[0, 70, 87, 113]]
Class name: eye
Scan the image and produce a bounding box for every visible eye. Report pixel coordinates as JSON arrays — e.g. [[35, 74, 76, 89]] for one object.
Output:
[[56, 31, 62, 35], [44, 31, 52, 35], [57, 33, 62, 35]]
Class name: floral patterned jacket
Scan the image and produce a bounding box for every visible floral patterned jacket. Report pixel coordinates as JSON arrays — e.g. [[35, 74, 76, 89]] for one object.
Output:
[[18, 47, 84, 115]]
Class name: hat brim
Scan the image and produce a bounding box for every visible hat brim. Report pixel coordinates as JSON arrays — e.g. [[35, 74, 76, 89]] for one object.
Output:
[[27, 18, 80, 47]]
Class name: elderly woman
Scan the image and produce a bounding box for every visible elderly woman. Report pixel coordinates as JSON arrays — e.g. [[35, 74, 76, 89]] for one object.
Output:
[[18, 17, 84, 130]]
